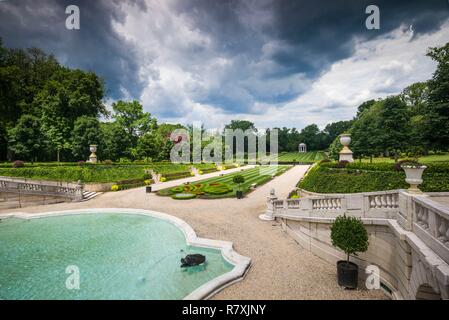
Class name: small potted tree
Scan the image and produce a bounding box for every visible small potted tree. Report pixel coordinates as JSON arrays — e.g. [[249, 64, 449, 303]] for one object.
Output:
[[330, 215, 369, 289], [233, 174, 245, 199], [145, 179, 153, 193]]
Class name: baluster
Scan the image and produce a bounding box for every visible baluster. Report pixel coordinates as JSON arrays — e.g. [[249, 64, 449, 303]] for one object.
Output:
[[422, 209, 429, 229], [376, 196, 382, 208], [387, 194, 392, 208], [445, 227, 449, 247], [437, 219, 448, 242]]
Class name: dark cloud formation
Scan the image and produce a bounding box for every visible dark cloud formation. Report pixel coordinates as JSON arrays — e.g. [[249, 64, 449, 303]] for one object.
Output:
[[0, 0, 147, 99], [0, 0, 448, 116]]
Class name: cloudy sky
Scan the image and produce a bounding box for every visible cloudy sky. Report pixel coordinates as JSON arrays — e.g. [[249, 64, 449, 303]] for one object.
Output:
[[1, 0, 448, 130]]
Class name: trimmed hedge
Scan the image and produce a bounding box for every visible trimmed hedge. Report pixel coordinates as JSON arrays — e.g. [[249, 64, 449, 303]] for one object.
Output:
[[161, 171, 192, 181], [299, 162, 449, 193], [0, 165, 149, 183]]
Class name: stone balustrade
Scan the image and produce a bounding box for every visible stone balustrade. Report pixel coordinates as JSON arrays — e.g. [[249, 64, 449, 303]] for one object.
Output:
[[264, 188, 449, 299], [0, 176, 83, 201]]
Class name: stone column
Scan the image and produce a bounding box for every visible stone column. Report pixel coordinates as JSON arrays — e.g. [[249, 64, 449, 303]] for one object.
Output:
[[259, 188, 277, 221], [339, 134, 354, 162]]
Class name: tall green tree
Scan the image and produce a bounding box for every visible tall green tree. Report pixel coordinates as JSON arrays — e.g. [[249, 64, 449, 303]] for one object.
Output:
[[378, 96, 411, 160], [7, 115, 45, 161], [71, 116, 102, 160], [422, 42, 449, 151]]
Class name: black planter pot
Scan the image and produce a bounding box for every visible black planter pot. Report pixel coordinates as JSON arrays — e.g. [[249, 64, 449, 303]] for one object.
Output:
[[236, 190, 243, 199], [337, 261, 358, 289], [146, 186, 152, 193]]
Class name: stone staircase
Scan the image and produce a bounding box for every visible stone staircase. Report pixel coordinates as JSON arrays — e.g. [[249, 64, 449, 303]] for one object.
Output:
[[81, 191, 102, 202]]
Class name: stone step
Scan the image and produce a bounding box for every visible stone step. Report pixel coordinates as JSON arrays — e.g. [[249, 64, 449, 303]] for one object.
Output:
[[81, 191, 102, 202]]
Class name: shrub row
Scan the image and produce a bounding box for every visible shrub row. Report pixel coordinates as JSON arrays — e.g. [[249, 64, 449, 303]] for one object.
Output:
[[161, 171, 192, 181], [299, 163, 449, 193], [0, 165, 149, 183]]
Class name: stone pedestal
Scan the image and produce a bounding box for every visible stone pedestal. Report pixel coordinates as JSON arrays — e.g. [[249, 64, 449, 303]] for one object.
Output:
[[259, 188, 277, 221], [339, 134, 354, 163], [89, 145, 98, 163]]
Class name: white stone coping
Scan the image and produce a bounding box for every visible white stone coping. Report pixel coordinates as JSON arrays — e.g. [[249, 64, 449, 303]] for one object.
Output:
[[0, 208, 251, 300]]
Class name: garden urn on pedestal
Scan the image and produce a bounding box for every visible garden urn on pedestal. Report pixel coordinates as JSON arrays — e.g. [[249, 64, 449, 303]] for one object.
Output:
[[402, 164, 427, 194], [89, 145, 98, 163], [339, 134, 354, 163]]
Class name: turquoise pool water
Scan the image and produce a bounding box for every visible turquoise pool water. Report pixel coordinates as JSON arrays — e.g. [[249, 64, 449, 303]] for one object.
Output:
[[0, 213, 233, 300]]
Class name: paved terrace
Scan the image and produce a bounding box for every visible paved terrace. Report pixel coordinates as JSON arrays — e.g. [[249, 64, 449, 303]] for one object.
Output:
[[0, 165, 386, 299]]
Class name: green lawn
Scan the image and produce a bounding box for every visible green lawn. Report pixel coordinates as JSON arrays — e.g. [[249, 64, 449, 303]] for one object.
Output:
[[157, 165, 291, 199], [276, 151, 326, 163]]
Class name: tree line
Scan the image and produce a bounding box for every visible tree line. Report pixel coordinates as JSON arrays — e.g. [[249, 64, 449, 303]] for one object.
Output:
[[1, 39, 447, 163], [329, 42, 449, 161]]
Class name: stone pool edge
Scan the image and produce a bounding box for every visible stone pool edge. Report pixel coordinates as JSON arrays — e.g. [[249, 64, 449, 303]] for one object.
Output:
[[1, 208, 252, 300]]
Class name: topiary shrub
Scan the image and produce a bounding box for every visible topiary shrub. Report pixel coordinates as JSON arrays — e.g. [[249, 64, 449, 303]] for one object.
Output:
[[160, 177, 167, 182], [330, 215, 369, 262], [232, 174, 245, 190], [12, 160, 25, 168], [103, 159, 113, 165], [111, 185, 119, 192]]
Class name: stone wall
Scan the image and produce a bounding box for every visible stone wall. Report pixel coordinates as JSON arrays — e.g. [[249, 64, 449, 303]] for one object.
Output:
[[267, 189, 449, 300]]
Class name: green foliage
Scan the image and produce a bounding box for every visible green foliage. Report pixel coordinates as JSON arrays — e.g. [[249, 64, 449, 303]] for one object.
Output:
[[328, 137, 342, 161], [232, 174, 245, 185], [7, 115, 45, 161], [159, 166, 290, 199], [0, 165, 148, 183], [203, 183, 233, 195], [71, 116, 101, 160], [330, 216, 369, 261], [422, 43, 449, 151], [299, 162, 449, 193]]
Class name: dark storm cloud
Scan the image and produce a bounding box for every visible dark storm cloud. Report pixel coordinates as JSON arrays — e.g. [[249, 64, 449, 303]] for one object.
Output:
[[175, 0, 449, 78], [270, 0, 449, 77], [0, 0, 147, 99], [0, 0, 448, 114]]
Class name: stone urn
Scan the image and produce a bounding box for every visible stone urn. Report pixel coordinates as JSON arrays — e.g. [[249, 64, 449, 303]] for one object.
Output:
[[402, 164, 427, 194], [89, 144, 98, 163], [339, 134, 354, 162]]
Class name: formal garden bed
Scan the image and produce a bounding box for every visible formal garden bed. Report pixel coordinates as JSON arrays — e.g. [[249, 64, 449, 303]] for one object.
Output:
[[298, 161, 449, 193], [157, 165, 291, 199]]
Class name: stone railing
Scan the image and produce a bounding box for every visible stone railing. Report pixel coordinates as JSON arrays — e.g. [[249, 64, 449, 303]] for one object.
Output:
[[261, 188, 449, 299], [0, 176, 83, 201], [412, 196, 449, 263]]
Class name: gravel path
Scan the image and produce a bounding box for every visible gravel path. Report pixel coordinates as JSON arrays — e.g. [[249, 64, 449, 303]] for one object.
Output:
[[0, 165, 386, 300]]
